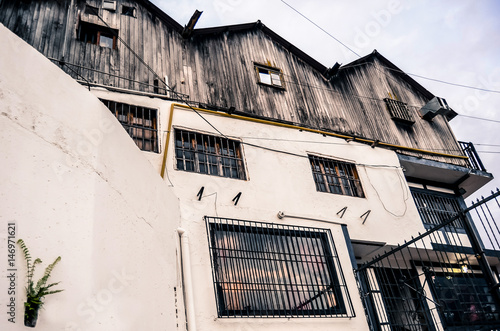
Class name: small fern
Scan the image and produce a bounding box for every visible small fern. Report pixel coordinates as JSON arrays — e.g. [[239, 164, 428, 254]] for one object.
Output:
[[17, 239, 63, 317]]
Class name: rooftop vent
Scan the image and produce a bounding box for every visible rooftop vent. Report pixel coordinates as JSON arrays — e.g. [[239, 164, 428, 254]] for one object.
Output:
[[419, 97, 457, 121]]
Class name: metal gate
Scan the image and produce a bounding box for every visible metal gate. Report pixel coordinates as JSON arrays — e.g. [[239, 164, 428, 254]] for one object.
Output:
[[356, 190, 500, 331]]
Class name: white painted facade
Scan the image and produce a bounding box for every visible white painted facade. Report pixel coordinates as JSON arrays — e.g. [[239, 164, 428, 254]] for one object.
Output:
[[1, 18, 493, 330], [0, 25, 180, 331]]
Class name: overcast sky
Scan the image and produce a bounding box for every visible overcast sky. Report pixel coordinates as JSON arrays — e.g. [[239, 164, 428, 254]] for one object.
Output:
[[152, 0, 500, 202]]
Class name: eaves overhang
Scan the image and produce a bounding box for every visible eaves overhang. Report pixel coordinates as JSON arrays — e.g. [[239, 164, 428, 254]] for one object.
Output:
[[398, 154, 493, 198]]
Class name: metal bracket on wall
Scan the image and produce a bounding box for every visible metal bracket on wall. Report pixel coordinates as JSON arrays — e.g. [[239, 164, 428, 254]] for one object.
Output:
[[197, 187, 204, 201], [360, 210, 371, 224], [337, 207, 348, 218], [232, 192, 242, 205]]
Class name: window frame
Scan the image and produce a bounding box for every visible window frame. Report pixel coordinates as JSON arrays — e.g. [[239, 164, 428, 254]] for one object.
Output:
[[174, 128, 247, 180], [205, 217, 355, 318], [100, 99, 159, 153], [410, 187, 466, 231], [254, 63, 285, 89], [121, 5, 136, 17], [77, 21, 118, 49], [427, 272, 499, 328], [308, 154, 364, 198]]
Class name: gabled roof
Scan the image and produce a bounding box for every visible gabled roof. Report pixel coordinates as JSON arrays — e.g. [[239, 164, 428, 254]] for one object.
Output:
[[141, 1, 435, 100], [342, 50, 434, 100]]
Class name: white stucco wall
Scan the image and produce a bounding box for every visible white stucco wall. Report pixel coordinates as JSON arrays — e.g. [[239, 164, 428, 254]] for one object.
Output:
[[76, 88, 428, 330], [0, 24, 180, 331], [158, 105, 426, 331]]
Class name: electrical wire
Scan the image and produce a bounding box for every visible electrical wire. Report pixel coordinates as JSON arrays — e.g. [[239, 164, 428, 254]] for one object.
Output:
[[86, 11, 492, 170], [280, 1, 500, 94], [280, 0, 360, 57]]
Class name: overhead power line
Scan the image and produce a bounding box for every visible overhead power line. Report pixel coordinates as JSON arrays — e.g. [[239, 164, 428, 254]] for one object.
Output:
[[281, 1, 500, 94], [280, 0, 360, 57]]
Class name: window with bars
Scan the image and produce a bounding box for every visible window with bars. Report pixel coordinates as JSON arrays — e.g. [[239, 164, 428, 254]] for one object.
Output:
[[174, 129, 246, 180], [255, 63, 285, 88], [411, 188, 464, 228], [100, 99, 159, 153], [205, 217, 355, 318], [308, 155, 364, 198], [384, 98, 414, 125]]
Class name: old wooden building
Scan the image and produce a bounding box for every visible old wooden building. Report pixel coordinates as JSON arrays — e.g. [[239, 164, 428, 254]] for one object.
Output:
[[1, 0, 499, 330]]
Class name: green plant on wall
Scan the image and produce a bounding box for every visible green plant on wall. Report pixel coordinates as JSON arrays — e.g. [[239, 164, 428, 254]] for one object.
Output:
[[17, 239, 63, 328]]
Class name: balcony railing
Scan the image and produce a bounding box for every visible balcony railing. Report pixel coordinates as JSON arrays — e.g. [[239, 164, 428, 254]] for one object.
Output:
[[459, 141, 486, 172]]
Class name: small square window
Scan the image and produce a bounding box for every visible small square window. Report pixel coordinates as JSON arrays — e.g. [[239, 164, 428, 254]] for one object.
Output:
[[99, 34, 114, 48], [309, 155, 364, 197], [103, 0, 116, 11], [85, 5, 99, 16], [255, 64, 284, 88], [122, 5, 136, 17]]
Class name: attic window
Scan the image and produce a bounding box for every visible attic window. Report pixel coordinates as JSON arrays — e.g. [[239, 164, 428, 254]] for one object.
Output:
[[122, 5, 136, 17], [85, 5, 99, 16], [255, 64, 284, 88], [77, 21, 118, 49], [384, 98, 414, 125], [103, 0, 116, 11]]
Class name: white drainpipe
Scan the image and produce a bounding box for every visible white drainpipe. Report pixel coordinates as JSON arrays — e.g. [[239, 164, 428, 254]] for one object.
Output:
[[177, 228, 196, 331]]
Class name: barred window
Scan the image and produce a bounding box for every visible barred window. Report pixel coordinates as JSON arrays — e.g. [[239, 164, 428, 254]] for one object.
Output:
[[206, 217, 355, 318], [100, 99, 158, 153], [384, 98, 414, 125], [410, 188, 464, 228], [308, 155, 364, 198], [255, 63, 284, 88], [175, 129, 246, 180]]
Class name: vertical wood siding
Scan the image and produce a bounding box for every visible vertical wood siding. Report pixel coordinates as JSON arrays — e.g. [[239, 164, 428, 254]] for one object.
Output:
[[0, 0, 467, 167]]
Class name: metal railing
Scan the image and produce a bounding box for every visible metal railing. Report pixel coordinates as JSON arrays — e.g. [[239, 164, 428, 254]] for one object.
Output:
[[459, 141, 487, 172], [356, 189, 500, 331]]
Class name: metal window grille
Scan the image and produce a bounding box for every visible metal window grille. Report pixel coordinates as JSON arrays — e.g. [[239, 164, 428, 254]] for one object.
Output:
[[255, 64, 284, 88], [100, 99, 159, 153], [308, 155, 364, 198], [175, 129, 246, 180], [383, 98, 414, 125], [205, 217, 355, 318], [411, 189, 464, 228]]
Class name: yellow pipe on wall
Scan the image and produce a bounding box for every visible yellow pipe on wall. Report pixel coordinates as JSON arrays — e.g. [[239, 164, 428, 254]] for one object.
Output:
[[160, 103, 468, 178]]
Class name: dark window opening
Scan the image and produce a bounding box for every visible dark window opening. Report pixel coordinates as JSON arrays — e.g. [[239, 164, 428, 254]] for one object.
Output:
[[429, 273, 499, 328], [384, 98, 414, 125], [77, 21, 117, 49], [411, 188, 464, 228], [85, 5, 99, 16], [122, 5, 136, 17], [175, 129, 246, 180], [308, 155, 364, 198], [374, 268, 431, 329], [100, 99, 159, 153], [255, 64, 284, 88], [206, 217, 355, 317]]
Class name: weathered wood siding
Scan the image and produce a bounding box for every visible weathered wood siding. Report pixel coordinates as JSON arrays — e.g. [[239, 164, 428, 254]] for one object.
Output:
[[0, 0, 466, 167]]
